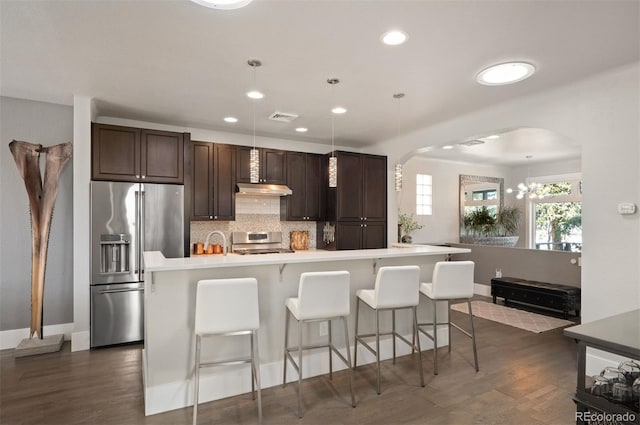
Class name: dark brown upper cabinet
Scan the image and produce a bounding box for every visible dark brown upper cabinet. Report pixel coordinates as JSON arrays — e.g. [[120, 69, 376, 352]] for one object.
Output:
[[236, 146, 286, 184], [326, 151, 388, 250], [190, 142, 236, 221], [335, 151, 387, 222], [281, 152, 325, 221], [92, 123, 185, 184]]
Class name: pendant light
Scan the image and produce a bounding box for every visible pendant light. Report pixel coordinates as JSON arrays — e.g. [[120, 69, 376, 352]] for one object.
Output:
[[393, 93, 405, 191], [327, 78, 341, 187], [248, 59, 262, 183]]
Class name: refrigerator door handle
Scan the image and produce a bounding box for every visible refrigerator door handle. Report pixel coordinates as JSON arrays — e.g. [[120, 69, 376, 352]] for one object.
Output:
[[140, 190, 145, 280], [134, 190, 140, 276], [98, 288, 144, 294]]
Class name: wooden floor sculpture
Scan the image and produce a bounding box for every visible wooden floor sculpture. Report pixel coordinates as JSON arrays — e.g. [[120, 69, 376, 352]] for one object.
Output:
[[9, 140, 72, 340]]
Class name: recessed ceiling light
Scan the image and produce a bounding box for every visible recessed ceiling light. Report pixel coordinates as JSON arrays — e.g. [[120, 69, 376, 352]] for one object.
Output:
[[442, 145, 454, 150], [190, 0, 253, 10], [223, 117, 238, 123], [476, 62, 536, 86], [381, 30, 408, 46], [295, 127, 308, 133], [331, 106, 347, 114], [485, 134, 500, 139], [246, 90, 264, 100]]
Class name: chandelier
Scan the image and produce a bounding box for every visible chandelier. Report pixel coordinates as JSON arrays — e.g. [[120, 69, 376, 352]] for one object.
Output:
[[506, 155, 546, 199]]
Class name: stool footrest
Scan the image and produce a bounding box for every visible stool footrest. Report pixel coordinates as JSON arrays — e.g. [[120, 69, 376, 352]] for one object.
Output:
[[355, 331, 419, 358], [199, 357, 252, 369], [450, 321, 472, 339]]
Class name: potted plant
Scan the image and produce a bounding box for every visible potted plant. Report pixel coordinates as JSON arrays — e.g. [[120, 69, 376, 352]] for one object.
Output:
[[461, 206, 521, 247], [398, 211, 423, 243]]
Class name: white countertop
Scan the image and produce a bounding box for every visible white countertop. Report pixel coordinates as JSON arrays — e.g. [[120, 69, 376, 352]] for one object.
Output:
[[144, 245, 471, 272]]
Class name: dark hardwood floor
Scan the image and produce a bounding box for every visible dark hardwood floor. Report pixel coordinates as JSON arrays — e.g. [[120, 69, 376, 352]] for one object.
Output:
[[1, 308, 579, 425]]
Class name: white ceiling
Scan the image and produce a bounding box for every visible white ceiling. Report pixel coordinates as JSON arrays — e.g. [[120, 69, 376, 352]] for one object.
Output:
[[1, 0, 638, 154]]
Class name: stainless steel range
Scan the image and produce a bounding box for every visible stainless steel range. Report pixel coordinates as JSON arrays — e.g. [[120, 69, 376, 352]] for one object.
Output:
[[232, 232, 294, 255]]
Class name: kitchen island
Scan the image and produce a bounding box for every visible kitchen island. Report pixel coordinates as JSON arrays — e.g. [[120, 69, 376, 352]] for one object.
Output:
[[142, 245, 470, 415]]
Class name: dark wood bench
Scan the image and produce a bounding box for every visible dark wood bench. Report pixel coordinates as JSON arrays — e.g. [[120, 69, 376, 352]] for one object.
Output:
[[491, 277, 581, 319]]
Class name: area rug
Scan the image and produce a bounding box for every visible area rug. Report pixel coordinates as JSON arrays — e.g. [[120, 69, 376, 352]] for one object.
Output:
[[450, 301, 575, 333]]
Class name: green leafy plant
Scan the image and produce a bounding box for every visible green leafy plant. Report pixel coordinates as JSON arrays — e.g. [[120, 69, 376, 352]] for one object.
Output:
[[463, 206, 521, 237], [398, 211, 423, 237]]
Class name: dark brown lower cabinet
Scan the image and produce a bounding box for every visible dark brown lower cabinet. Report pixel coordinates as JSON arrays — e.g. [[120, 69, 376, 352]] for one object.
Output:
[[336, 221, 386, 250]]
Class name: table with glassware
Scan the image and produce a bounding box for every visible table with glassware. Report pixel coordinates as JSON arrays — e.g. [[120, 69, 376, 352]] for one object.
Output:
[[564, 310, 640, 425]]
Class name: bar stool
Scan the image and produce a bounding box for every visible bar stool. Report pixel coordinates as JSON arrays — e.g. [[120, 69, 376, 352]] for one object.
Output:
[[353, 265, 424, 394], [283, 271, 356, 418], [193, 278, 262, 425], [417, 260, 478, 375]]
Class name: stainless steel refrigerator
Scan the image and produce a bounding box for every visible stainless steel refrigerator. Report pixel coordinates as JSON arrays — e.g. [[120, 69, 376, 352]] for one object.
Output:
[[90, 181, 184, 347]]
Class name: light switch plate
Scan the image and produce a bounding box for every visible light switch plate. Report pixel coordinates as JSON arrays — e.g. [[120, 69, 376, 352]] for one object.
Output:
[[617, 202, 637, 215]]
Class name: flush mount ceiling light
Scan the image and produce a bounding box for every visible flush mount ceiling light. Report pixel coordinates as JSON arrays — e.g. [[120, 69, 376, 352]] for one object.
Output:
[[224, 116, 238, 123], [442, 145, 454, 150], [476, 62, 536, 86], [190, 0, 253, 10], [381, 30, 408, 46], [246, 90, 264, 100], [295, 127, 308, 133], [331, 106, 347, 114], [485, 134, 500, 140]]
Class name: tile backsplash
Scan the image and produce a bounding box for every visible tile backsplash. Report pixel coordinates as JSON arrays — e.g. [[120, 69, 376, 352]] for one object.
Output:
[[190, 196, 317, 252]]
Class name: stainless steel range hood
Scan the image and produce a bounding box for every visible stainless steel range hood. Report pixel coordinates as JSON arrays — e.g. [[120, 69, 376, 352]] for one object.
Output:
[[236, 183, 292, 196]]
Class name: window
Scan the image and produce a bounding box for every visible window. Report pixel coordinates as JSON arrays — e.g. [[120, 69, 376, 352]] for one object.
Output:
[[529, 174, 582, 252], [416, 174, 432, 215]]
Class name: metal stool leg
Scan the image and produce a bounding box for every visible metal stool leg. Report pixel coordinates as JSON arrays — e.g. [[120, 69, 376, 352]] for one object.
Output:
[[468, 300, 479, 371], [392, 309, 397, 364], [328, 320, 333, 379], [448, 300, 452, 353], [375, 309, 381, 395], [433, 300, 438, 375], [193, 335, 201, 425], [353, 298, 360, 369], [413, 306, 424, 387], [342, 316, 356, 408], [283, 306, 290, 386], [253, 330, 263, 425], [297, 319, 304, 418]]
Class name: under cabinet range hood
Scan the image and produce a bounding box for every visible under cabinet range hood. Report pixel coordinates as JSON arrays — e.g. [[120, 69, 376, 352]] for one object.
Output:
[[236, 183, 292, 196]]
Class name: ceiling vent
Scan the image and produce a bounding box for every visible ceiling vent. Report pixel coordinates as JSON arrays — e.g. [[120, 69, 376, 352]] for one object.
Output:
[[459, 139, 485, 147], [268, 112, 299, 123]]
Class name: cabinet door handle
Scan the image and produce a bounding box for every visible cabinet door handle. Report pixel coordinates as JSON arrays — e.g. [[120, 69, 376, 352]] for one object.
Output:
[[209, 216, 213, 220], [136, 175, 140, 179], [364, 224, 367, 228], [364, 217, 367, 221], [214, 216, 218, 219], [142, 175, 146, 179]]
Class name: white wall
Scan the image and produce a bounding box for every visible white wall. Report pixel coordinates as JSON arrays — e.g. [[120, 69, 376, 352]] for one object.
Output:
[[398, 156, 510, 244], [372, 63, 640, 324], [0, 97, 74, 337]]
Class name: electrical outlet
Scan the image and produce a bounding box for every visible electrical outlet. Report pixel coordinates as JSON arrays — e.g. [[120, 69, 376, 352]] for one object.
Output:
[[319, 321, 328, 336]]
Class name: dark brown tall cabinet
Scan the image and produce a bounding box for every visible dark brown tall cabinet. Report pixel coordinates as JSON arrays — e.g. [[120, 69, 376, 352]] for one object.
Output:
[[92, 123, 185, 184], [281, 152, 325, 221], [236, 146, 286, 184], [190, 142, 236, 221], [327, 151, 387, 250]]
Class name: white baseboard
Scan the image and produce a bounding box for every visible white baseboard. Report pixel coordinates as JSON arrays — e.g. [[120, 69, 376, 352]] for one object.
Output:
[[144, 329, 448, 416], [71, 331, 90, 352], [474, 283, 491, 297], [0, 323, 73, 350]]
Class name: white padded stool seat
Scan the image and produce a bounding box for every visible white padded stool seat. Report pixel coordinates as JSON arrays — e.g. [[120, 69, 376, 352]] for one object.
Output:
[[283, 271, 355, 418], [417, 261, 478, 376], [353, 265, 424, 395], [195, 278, 259, 335], [193, 278, 262, 425], [286, 271, 350, 320]]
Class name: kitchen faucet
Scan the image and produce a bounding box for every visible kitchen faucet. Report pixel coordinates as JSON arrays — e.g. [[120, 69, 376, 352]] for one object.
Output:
[[204, 231, 227, 256]]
